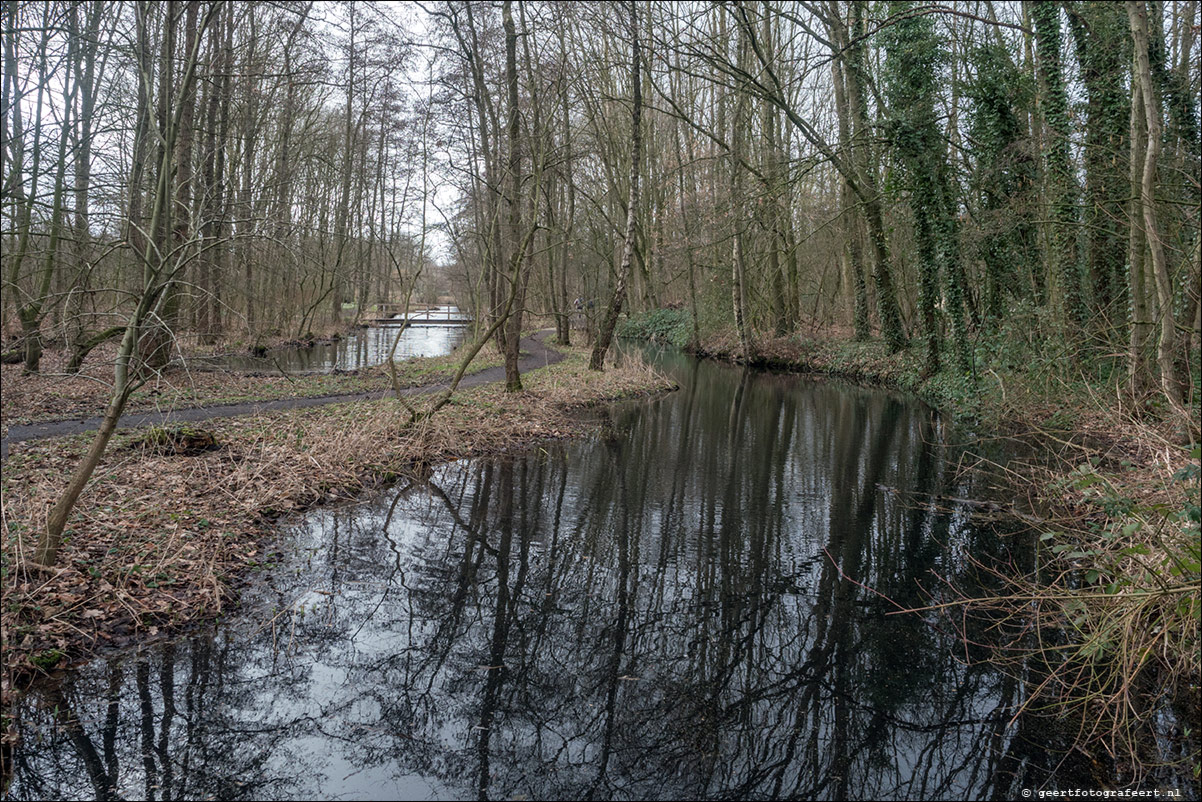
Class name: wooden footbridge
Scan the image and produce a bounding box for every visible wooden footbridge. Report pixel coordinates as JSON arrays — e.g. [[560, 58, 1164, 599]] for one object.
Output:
[[371, 303, 472, 325]]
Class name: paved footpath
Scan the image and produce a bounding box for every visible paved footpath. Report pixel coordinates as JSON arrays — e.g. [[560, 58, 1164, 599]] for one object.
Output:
[[1, 333, 563, 460]]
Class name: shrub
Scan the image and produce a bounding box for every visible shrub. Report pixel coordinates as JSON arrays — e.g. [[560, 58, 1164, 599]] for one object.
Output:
[[618, 308, 693, 348]]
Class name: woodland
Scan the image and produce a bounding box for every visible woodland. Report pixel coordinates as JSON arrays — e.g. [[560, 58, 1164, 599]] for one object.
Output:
[[1, 0, 1200, 791], [3, 1, 1199, 415]]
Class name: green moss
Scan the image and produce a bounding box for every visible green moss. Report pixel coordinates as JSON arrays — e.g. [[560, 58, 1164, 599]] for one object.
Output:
[[31, 648, 64, 670]]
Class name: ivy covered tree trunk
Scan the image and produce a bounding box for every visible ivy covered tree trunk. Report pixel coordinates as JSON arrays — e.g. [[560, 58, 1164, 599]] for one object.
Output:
[[1066, 3, 1130, 333], [882, 0, 968, 375], [1127, 72, 1151, 397], [1033, 1, 1084, 328], [938, 184, 971, 373], [965, 41, 1033, 329]]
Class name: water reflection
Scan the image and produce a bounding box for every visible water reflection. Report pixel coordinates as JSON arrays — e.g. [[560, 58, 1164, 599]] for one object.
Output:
[[201, 316, 469, 373], [10, 355, 1065, 800]]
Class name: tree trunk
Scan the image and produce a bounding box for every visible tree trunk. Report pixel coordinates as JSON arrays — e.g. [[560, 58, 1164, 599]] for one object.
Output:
[[1033, 1, 1084, 327], [66, 2, 104, 365], [1127, 1, 1184, 411], [827, 28, 870, 341], [38, 326, 138, 565], [845, 3, 904, 350], [501, 0, 525, 391], [729, 34, 753, 358], [591, 1, 642, 371], [1127, 74, 1151, 396], [37, 0, 219, 566], [1066, 4, 1129, 331], [5, 7, 51, 371]]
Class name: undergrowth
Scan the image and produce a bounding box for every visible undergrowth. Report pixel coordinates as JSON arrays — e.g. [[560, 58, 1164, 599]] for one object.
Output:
[[963, 446, 1202, 785], [618, 308, 692, 349]]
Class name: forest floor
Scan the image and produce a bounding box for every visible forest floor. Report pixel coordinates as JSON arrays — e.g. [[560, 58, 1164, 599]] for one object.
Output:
[[0, 334, 675, 718]]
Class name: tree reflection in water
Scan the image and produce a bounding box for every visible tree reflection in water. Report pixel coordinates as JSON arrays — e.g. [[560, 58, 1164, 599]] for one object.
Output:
[[10, 354, 1068, 801]]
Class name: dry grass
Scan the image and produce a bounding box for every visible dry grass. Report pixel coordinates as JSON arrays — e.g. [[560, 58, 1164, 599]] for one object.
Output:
[[1007, 448, 1200, 781], [0, 348, 674, 699], [945, 508, 1200, 783]]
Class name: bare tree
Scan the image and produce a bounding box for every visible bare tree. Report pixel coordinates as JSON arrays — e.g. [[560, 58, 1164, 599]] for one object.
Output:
[[36, 0, 221, 567], [590, 0, 642, 371]]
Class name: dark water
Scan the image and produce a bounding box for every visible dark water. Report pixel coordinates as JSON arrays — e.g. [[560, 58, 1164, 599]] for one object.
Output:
[[200, 309, 470, 373], [8, 351, 1073, 800]]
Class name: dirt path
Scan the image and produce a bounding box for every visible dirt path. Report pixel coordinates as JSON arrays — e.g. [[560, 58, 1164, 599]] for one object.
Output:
[[1, 333, 563, 459]]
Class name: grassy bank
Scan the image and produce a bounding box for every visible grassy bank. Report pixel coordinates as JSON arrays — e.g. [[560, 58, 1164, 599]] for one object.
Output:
[[622, 308, 1201, 782], [0, 345, 673, 696]]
